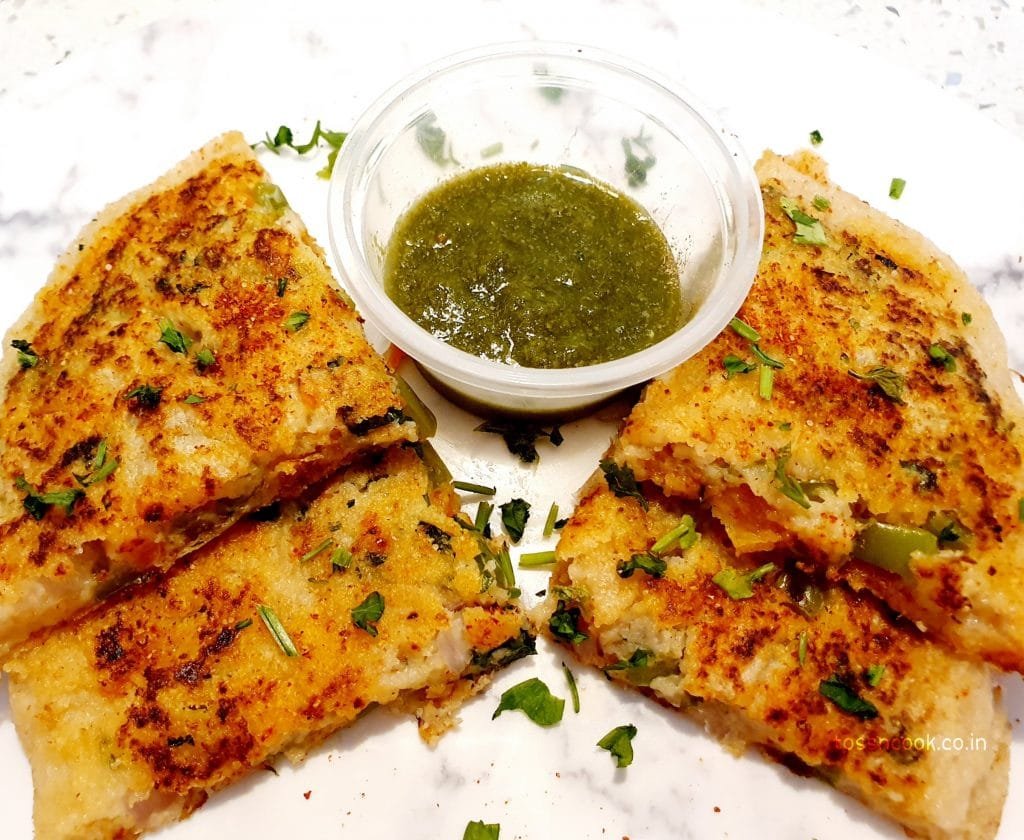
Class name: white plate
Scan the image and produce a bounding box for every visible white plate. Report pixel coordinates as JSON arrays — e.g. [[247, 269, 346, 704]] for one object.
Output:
[[1, 1, 1022, 838]]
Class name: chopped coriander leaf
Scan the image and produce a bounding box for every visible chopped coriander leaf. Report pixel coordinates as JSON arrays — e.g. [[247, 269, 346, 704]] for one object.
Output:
[[774, 446, 810, 508], [519, 550, 557, 568], [73, 451, 119, 487], [751, 344, 784, 369], [492, 545, 517, 592], [605, 648, 652, 671], [276, 278, 288, 297], [599, 459, 647, 510], [798, 631, 809, 666], [549, 600, 588, 645], [809, 129, 823, 145], [759, 364, 775, 400], [351, 591, 385, 637], [820, 675, 879, 719], [284, 311, 310, 332], [712, 562, 776, 599], [252, 121, 348, 178], [500, 498, 530, 543], [848, 366, 905, 404], [928, 343, 956, 372], [11, 339, 39, 369], [779, 197, 828, 246], [463, 820, 501, 840], [617, 551, 667, 579], [961, 312, 973, 326], [889, 177, 906, 199], [597, 724, 638, 768], [1019, 498, 1024, 523], [723, 354, 756, 378], [23, 487, 85, 519], [257, 604, 298, 657], [330, 546, 352, 571], [474, 500, 494, 535], [475, 419, 563, 463], [195, 348, 216, 369], [235, 618, 254, 631], [543, 502, 559, 537], [125, 384, 163, 409], [865, 664, 887, 687], [492, 677, 565, 726], [728, 316, 760, 342], [562, 662, 580, 713], [300, 538, 334, 563], [469, 631, 537, 675], [812, 195, 831, 211], [183, 394, 206, 405], [651, 515, 697, 554], [554, 517, 569, 530], [157, 319, 192, 354]]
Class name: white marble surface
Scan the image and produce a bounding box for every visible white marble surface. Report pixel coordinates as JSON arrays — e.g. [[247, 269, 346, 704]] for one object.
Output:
[[0, 1, 1023, 839]]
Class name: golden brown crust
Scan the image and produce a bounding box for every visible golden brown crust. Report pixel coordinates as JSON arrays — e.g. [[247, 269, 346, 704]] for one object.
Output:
[[5, 447, 529, 840], [0, 132, 416, 656], [543, 475, 1009, 840], [620, 151, 1024, 670]]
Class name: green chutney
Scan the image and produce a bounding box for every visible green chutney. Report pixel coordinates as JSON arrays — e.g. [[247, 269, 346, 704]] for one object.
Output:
[[382, 162, 684, 369]]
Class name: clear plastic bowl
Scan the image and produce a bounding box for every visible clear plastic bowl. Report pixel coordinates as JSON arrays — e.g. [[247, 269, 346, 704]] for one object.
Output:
[[328, 42, 763, 417]]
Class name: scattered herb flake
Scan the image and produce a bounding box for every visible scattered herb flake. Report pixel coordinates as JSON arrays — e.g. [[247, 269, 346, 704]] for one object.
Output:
[[454, 480, 497, 496], [492, 677, 565, 726], [848, 366, 905, 404], [474, 500, 494, 535], [125, 384, 163, 410], [196, 348, 216, 370], [475, 420, 563, 463], [330, 546, 352, 572], [251, 121, 348, 179], [563, 662, 580, 714], [157, 319, 192, 355], [651, 515, 697, 554], [759, 364, 775, 401], [779, 197, 828, 246], [599, 459, 647, 510], [928, 343, 956, 372], [235, 618, 254, 631], [723, 354, 756, 378], [276, 278, 288, 297], [463, 820, 501, 840], [752, 344, 784, 369], [774, 446, 811, 508], [300, 538, 334, 563], [729, 317, 761, 342], [597, 724, 638, 768], [11, 339, 39, 369], [809, 129, 823, 145], [73, 444, 119, 487], [351, 591, 385, 637], [549, 600, 588, 645], [812, 195, 831, 211], [712, 562, 776, 600], [820, 675, 879, 719], [543, 502, 559, 538], [519, 550, 557, 568], [797, 631, 808, 666], [865, 664, 887, 687], [961, 312, 973, 326], [284, 311, 310, 332], [889, 177, 906, 199], [605, 649, 652, 672], [183, 394, 206, 405], [257, 604, 298, 657], [500, 498, 530, 543], [617, 552, 667, 579]]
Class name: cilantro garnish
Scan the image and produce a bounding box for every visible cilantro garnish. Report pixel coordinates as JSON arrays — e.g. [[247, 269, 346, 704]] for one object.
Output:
[[812, 195, 831, 211], [617, 552, 667, 579], [284, 311, 310, 332], [599, 459, 647, 510], [809, 129, 823, 145], [928, 343, 956, 372], [351, 591, 385, 637], [728, 317, 761, 342], [11, 339, 39, 369], [463, 820, 501, 840], [865, 664, 886, 687], [195, 348, 216, 370], [723, 354, 756, 378], [774, 445, 811, 509], [500, 498, 530, 543], [73, 440, 119, 487], [779, 197, 828, 246], [125, 384, 163, 410], [848, 366, 905, 404], [475, 419, 563, 463], [549, 600, 588, 645], [251, 121, 348, 179], [712, 562, 776, 600], [889, 177, 906, 199], [492, 677, 565, 726], [257, 604, 298, 657], [563, 662, 580, 714], [597, 724, 638, 768], [819, 675, 879, 719], [158, 319, 192, 354]]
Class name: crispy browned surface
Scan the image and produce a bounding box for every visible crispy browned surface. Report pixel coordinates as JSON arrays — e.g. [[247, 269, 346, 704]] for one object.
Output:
[[5, 446, 528, 840], [0, 132, 416, 656], [543, 472, 1009, 840], [620, 151, 1024, 671]]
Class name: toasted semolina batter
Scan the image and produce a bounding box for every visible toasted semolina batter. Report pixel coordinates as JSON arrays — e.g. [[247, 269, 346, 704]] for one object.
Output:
[[619, 151, 1024, 672], [0, 132, 416, 657], [542, 465, 1009, 840], [4, 445, 531, 840]]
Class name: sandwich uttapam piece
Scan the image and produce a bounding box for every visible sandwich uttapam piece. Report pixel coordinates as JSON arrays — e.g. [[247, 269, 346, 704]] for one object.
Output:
[[5, 445, 530, 840], [0, 132, 415, 657], [619, 151, 1024, 672], [542, 463, 1009, 840]]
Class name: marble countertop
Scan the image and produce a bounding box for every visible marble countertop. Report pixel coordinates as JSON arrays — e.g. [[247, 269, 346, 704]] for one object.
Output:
[[0, 2, 1023, 839], [2, 0, 1023, 140]]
